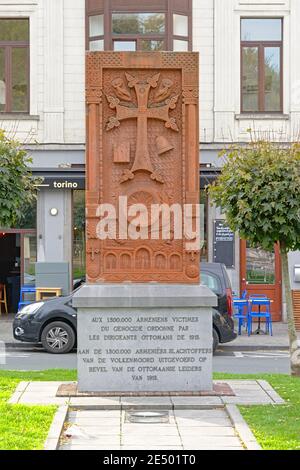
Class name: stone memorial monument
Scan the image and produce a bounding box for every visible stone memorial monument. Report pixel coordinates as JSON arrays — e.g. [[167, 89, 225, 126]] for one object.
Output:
[[73, 51, 217, 393]]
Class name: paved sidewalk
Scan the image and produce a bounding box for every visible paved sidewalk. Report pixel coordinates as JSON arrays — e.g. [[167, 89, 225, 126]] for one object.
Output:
[[9, 380, 283, 450], [59, 408, 245, 450], [223, 321, 299, 350], [9, 380, 285, 407]]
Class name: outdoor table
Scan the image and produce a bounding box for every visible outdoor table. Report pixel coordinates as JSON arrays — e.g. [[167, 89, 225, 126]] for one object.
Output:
[[249, 298, 273, 335]]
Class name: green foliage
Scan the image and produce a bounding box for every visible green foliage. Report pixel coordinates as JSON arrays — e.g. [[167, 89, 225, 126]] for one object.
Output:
[[208, 140, 300, 252], [0, 130, 39, 228]]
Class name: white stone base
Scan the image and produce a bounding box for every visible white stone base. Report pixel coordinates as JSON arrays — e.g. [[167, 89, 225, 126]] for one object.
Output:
[[73, 284, 217, 393]]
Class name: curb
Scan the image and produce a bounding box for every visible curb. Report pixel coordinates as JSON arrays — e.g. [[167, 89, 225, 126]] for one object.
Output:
[[225, 404, 262, 450], [4, 342, 42, 350], [44, 405, 69, 451]]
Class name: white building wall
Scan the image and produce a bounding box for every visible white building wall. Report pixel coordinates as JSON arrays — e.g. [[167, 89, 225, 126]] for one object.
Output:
[[193, 0, 214, 143], [0, 0, 86, 146], [63, 0, 85, 144], [212, 0, 294, 144], [2, 0, 298, 147]]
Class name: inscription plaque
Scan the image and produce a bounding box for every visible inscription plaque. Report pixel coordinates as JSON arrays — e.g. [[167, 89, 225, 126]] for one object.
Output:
[[78, 307, 212, 392]]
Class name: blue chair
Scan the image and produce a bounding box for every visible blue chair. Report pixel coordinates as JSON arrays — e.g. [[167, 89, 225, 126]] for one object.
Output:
[[247, 298, 272, 336], [233, 298, 249, 335], [18, 285, 36, 311], [241, 290, 248, 299]]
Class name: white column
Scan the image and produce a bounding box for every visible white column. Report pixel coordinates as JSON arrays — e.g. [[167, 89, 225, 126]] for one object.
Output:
[[43, 0, 64, 143], [214, 0, 236, 142]]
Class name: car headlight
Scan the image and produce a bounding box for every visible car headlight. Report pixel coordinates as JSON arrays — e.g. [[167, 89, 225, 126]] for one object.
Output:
[[18, 302, 45, 316]]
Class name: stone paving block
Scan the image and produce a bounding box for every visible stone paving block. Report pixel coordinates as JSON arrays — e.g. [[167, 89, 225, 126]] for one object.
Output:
[[257, 380, 285, 404], [15, 381, 29, 393], [69, 397, 121, 408], [179, 426, 236, 437], [121, 427, 180, 437], [171, 396, 223, 408], [26, 382, 62, 392], [68, 410, 121, 419], [230, 384, 262, 390], [174, 409, 226, 419], [18, 395, 69, 405], [221, 396, 272, 405], [223, 380, 258, 386], [66, 426, 121, 436], [68, 437, 120, 446], [175, 417, 231, 427], [257, 379, 275, 391], [122, 421, 177, 429], [264, 389, 285, 404], [60, 444, 121, 450], [21, 390, 61, 397], [67, 421, 121, 431], [180, 436, 242, 448], [122, 437, 182, 446], [121, 397, 172, 409], [70, 419, 121, 428]]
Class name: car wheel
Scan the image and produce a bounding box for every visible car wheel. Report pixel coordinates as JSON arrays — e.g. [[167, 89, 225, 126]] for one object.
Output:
[[41, 321, 75, 354], [213, 327, 219, 354]]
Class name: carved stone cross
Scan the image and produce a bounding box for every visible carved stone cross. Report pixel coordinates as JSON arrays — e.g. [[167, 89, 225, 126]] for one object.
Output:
[[87, 245, 100, 262], [106, 72, 179, 183]]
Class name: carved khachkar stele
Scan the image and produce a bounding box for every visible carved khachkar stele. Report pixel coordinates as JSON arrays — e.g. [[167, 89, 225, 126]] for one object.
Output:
[[86, 52, 199, 283]]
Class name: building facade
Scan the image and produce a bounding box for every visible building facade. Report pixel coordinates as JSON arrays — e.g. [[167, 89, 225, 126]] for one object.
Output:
[[0, 0, 300, 325]]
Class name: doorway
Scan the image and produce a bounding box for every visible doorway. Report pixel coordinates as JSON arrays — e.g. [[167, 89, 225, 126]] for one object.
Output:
[[0, 230, 36, 313], [240, 240, 282, 321]]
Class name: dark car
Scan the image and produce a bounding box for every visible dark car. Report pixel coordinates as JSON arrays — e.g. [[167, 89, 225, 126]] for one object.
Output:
[[13, 263, 236, 354], [200, 263, 236, 351]]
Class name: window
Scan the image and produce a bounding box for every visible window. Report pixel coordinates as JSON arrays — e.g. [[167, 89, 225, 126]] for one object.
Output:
[[111, 12, 165, 51], [173, 14, 189, 52], [201, 272, 221, 295], [86, 0, 192, 52], [0, 19, 29, 113], [89, 14, 104, 51], [241, 18, 282, 113]]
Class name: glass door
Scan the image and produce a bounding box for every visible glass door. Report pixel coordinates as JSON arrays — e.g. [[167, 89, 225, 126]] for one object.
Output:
[[22, 232, 37, 286], [240, 240, 282, 321]]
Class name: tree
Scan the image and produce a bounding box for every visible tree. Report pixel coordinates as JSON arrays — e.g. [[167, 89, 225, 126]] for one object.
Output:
[[208, 139, 300, 376], [0, 130, 39, 228]]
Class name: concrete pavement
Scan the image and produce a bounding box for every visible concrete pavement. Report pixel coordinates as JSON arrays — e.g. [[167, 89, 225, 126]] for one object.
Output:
[[8, 379, 284, 450]]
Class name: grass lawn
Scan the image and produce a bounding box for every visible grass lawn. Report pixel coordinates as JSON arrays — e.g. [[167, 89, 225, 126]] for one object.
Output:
[[0, 370, 76, 450], [0, 369, 299, 450], [214, 373, 300, 450]]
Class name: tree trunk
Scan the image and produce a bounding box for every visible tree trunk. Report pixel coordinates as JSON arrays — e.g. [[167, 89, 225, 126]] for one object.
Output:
[[280, 241, 300, 376]]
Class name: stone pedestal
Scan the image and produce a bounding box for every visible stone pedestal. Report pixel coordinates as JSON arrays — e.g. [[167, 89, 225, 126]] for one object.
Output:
[[73, 284, 217, 393]]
